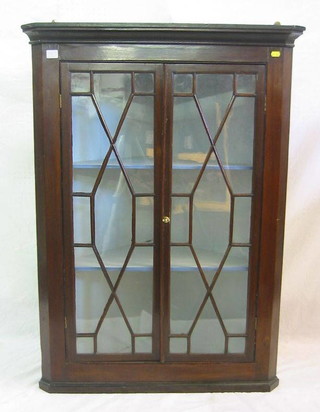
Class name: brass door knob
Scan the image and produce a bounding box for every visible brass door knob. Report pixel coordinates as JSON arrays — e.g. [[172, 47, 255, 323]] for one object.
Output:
[[162, 216, 170, 224]]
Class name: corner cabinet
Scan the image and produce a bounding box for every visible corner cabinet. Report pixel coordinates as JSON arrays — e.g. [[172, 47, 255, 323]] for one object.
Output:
[[22, 23, 304, 393]]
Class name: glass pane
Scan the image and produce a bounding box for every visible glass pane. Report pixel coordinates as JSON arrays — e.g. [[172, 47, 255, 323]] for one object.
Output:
[[171, 197, 189, 243], [71, 72, 90, 93], [228, 337, 246, 354], [117, 269, 153, 333], [233, 197, 252, 243], [135, 337, 152, 353], [117, 169, 154, 194], [226, 169, 253, 195], [97, 301, 132, 353], [236, 74, 256, 94], [213, 270, 248, 334], [72, 96, 110, 192], [73, 169, 100, 193], [127, 247, 153, 270], [100, 162, 154, 195], [196, 74, 233, 138], [172, 169, 199, 194], [172, 96, 210, 194], [171, 246, 197, 270], [134, 73, 154, 93], [174, 73, 193, 94], [215, 97, 255, 194], [74, 246, 97, 270], [77, 337, 94, 354], [170, 270, 206, 334], [145, 129, 154, 160], [116, 96, 154, 192], [193, 152, 231, 273], [73, 197, 91, 244], [94, 73, 131, 137], [221, 246, 249, 270], [136, 197, 153, 243], [190, 300, 225, 354], [170, 338, 188, 354], [75, 268, 111, 334], [172, 97, 210, 167], [212, 248, 249, 334], [216, 97, 255, 167], [75, 246, 153, 272], [95, 166, 132, 269]]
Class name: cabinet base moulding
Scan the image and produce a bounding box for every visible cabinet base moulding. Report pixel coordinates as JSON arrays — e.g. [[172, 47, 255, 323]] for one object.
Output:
[[39, 376, 279, 393]]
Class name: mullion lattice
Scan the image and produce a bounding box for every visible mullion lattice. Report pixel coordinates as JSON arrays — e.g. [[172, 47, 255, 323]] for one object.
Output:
[[188, 245, 229, 353], [188, 113, 235, 199], [190, 147, 214, 196], [89, 81, 156, 353], [187, 246, 231, 338], [193, 91, 236, 194], [90, 89, 133, 195], [73, 72, 157, 356], [168, 72, 258, 356], [92, 245, 135, 353], [170, 81, 234, 354], [89, 86, 135, 349], [91, 94, 135, 196]]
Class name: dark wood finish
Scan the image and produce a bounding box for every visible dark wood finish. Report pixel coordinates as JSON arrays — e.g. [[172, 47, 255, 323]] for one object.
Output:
[[59, 44, 270, 63], [39, 376, 279, 393], [22, 23, 304, 393], [255, 47, 295, 379], [161, 64, 173, 362], [31, 44, 66, 382], [21, 23, 304, 46]]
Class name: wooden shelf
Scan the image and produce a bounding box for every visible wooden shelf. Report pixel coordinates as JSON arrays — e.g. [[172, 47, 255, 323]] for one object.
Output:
[[75, 246, 248, 272], [73, 159, 252, 171]]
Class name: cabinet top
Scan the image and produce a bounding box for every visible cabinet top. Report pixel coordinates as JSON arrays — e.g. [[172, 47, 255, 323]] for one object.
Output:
[[21, 23, 305, 47]]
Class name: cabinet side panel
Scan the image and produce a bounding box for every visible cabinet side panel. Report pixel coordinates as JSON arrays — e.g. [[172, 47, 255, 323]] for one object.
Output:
[[32, 44, 51, 380], [255, 48, 293, 379], [31, 44, 65, 381]]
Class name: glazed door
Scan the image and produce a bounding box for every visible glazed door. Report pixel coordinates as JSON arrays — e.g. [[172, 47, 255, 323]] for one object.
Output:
[[61, 63, 163, 361], [62, 62, 265, 363], [163, 65, 265, 361]]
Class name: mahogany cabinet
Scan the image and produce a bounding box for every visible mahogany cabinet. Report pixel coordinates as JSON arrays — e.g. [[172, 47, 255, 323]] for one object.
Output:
[[22, 23, 304, 393]]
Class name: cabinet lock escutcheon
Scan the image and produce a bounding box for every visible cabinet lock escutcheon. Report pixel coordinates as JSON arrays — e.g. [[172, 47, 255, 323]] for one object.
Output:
[[162, 216, 170, 224]]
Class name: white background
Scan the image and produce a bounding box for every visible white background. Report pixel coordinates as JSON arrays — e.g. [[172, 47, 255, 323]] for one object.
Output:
[[0, 0, 319, 411]]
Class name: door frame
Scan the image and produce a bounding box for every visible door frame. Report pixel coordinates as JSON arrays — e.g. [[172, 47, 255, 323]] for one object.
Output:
[[162, 64, 266, 362], [60, 62, 164, 362]]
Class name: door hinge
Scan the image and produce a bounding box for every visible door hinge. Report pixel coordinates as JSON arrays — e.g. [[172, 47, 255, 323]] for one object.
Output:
[[255, 317, 258, 330], [64, 316, 67, 329], [264, 96, 267, 112], [59, 94, 62, 109]]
